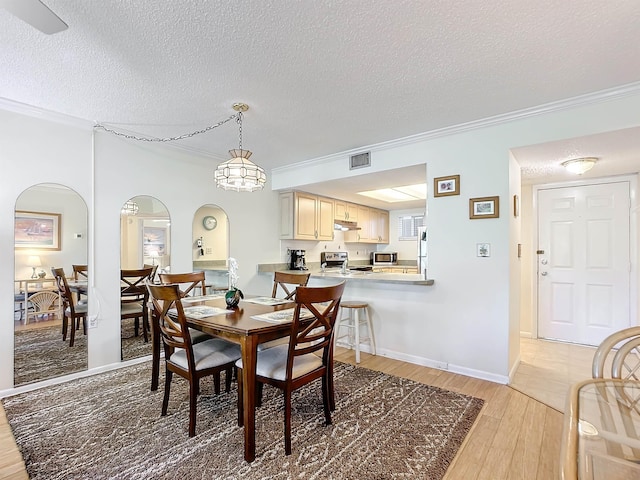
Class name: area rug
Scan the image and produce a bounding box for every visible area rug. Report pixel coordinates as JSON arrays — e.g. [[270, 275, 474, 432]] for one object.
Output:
[[3, 361, 483, 479], [14, 320, 152, 386]]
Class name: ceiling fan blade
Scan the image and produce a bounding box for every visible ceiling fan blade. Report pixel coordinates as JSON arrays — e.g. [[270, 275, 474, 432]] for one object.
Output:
[[1, 0, 68, 34]]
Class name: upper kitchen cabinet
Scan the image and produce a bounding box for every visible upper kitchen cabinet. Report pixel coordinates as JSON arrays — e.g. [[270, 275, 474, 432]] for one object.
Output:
[[280, 191, 334, 241], [334, 200, 358, 222], [345, 206, 389, 244], [371, 209, 390, 243]]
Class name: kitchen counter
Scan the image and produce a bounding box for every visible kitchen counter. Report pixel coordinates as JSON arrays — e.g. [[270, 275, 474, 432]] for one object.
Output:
[[256, 263, 434, 286]]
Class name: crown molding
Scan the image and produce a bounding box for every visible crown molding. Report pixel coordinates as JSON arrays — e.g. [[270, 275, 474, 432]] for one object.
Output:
[[0, 97, 94, 130], [273, 81, 640, 174]]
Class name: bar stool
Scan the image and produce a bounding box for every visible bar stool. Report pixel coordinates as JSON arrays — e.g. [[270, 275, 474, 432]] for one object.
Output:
[[334, 301, 376, 363]]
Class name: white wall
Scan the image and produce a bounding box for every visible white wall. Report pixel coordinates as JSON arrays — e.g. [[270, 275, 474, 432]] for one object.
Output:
[[273, 91, 640, 381], [3, 90, 640, 391]]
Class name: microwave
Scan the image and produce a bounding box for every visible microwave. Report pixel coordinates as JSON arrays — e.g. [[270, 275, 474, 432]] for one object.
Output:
[[371, 252, 398, 265]]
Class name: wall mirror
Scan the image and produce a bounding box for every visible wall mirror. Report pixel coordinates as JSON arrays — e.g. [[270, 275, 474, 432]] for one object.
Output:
[[192, 205, 230, 294], [120, 195, 170, 361], [14, 183, 88, 386]]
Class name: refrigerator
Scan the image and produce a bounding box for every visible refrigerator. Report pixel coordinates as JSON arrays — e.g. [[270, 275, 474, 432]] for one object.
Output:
[[417, 226, 427, 279]]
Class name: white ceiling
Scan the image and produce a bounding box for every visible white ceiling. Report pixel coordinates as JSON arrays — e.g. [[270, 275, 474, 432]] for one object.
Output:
[[2, 1, 640, 206]]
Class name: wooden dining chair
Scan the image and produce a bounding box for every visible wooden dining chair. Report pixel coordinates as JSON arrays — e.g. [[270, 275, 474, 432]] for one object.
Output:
[[143, 263, 159, 284], [72, 264, 88, 303], [236, 281, 346, 455], [272, 271, 310, 300], [51, 267, 87, 347], [121, 267, 154, 343], [150, 271, 217, 392], [147, 283, 241, 437]]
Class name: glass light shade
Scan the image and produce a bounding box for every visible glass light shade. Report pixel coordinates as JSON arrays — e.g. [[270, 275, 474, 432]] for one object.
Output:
[[121, 200, 139, 215], [214, 149, 266, 192], [562, 157, 597, 175]]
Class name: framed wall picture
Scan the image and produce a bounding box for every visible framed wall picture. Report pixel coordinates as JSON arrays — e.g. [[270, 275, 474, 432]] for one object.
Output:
[[15, 210, 61, 250], [469, 196, 500, 219], [434, 175, 460, 197]]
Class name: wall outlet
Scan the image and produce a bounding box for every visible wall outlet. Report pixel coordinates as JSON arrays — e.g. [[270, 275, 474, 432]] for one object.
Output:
[[88, 315, 98, 329]]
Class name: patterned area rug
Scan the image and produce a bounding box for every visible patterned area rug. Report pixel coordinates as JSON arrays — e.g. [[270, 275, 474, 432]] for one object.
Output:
[[14, 321, 152, 385], [4, 361, 483, 479]]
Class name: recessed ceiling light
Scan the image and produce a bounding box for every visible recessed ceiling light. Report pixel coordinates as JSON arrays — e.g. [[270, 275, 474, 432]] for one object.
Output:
[[357, 184, 426, 203]]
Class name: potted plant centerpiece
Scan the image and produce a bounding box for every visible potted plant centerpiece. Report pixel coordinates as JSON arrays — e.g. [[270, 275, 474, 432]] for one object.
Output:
[[225, 258, 243, 308]]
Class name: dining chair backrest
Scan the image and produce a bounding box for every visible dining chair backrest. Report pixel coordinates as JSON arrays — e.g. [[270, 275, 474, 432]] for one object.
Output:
[[147, 283, 194, 362], [72, 264, 88, 281], [121, 267, 154, 299], [143, 264, 159, 284], [592, 326, 640, 380], [272, 271, 311, 300], [51, 267, 75, 311], [286, 281, 346, 374], [158, 271, 206, 298]]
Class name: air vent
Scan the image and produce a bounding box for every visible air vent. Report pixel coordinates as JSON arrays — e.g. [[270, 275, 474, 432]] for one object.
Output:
[[349, 152, 371, 170]]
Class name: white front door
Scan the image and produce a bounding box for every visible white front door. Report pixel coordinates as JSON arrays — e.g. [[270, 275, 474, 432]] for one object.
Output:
[[537, 181, 630, 346]]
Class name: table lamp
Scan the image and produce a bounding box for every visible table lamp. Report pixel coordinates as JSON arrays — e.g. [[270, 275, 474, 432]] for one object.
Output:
[[149, 250, 159, 266], [26, 255, 41, 279]]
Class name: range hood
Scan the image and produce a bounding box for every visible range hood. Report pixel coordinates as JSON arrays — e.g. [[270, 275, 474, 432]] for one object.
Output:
[[334, 220, 361, 231]]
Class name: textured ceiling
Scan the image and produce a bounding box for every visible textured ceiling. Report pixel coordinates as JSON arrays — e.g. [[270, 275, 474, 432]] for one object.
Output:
[[1, 1, 640, 187]]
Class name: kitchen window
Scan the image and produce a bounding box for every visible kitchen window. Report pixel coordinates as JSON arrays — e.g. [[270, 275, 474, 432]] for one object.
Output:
[[398, 215, 424, 240]]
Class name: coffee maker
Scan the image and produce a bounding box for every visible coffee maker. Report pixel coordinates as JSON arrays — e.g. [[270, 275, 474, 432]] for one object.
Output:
[[289, 249, 307, 270]]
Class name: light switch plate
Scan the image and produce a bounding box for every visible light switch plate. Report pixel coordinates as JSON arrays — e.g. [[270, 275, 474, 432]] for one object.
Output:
[[477, 243, 491, 257]]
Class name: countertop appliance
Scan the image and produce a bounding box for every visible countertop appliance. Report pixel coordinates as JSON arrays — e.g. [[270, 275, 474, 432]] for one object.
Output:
[[371, 251, 398, 265], [289, 249, 308, 270], [321, 252, 373, 272]]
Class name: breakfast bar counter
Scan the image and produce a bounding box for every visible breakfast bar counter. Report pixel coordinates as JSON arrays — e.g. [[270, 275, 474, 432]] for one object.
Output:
[[256, 264, 434, 286]]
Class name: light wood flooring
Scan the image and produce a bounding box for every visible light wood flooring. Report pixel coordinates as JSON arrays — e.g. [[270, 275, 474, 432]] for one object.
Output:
[[0, 338, 589, 480]]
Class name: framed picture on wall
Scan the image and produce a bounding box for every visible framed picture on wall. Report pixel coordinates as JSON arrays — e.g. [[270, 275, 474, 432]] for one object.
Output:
[[469, 196, 500, 219], [143, 227, 166, 257], [15, 210, 61, 250], [434, 175, 460, 197]]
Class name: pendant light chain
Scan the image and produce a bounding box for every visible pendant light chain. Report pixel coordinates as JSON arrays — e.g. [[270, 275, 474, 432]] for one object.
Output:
[[237, 111, 243, 150], [94, 114, 238, 142]]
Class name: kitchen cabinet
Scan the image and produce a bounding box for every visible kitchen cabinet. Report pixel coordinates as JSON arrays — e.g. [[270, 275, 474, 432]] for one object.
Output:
[[371, 208, 389, 244], [280, 192, 334, 241], [334, 200, 358, 222], [345, 207, 389, 244]]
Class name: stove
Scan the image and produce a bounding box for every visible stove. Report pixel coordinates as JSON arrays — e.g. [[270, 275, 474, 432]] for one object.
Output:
[[320, 252, 373, 271]]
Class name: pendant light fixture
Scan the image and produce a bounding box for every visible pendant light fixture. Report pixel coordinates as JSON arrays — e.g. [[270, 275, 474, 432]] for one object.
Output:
[[214, 103, 266, 192]]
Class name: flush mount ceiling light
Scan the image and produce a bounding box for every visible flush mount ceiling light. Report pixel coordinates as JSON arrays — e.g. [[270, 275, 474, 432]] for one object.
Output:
[[561, 157, 598, 175], [357, 183, 427, 203], [214, 103, 266, 192]]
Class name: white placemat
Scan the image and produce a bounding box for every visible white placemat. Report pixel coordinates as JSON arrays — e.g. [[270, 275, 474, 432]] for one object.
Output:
[[251, 307, 313, 324], [170, 305, 233, 319], [182, 294, 226, 304], [243, 296, 292, 306]]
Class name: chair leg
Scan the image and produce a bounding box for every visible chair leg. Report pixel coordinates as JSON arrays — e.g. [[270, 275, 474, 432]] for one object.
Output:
[[188, 380, 197, 437], [256, 383, 264, 407], [69, 317, 76, 347], [225, 366, 233, 393], [162, 369, 172, 417], [284, 388, 292, 455], [134, 317, 139, 337], [62, 315, 68, 340], [213, 373, 221, 395], [142, 311, 149, 343], [237, 368, 244, 427], [322, 374, 332, 425]]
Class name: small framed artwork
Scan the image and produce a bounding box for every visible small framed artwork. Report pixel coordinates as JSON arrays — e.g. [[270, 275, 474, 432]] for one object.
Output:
[[469, 196, 500, 219], [513, 194, 520, 217], [434, 175, 460, 197], [15, 210, 61, 250]]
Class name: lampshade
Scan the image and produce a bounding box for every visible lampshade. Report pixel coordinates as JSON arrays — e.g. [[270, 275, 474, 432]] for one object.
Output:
[[214, 103, 266, 192], [121, 200, 139, 215], [26, 255, 41, 267], [214, 149, 266, 192], [561, 157, 597, 175]]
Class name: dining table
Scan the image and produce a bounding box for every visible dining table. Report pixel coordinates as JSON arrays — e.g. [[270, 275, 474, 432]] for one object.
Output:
[[151, 294, 303, 462], [561, 378, 640, 479]]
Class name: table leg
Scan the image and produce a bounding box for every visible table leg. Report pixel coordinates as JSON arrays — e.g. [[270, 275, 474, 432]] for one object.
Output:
[[241, 335, 258, 462], [23, 290, 29, 325]]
